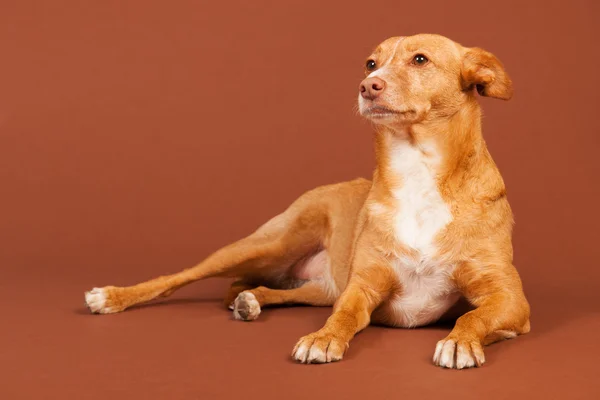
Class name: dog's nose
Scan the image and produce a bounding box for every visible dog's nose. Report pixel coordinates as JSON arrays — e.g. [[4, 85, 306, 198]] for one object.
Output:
[[360, 77, 386, 100]]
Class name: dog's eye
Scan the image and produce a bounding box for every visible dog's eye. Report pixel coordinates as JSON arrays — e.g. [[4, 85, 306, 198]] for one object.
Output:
[[366, 59, 377, 71], [412, 54, 429, 65]]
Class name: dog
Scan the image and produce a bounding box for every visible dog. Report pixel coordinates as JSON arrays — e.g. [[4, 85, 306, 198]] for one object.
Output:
[[85, 33, 531, 369]]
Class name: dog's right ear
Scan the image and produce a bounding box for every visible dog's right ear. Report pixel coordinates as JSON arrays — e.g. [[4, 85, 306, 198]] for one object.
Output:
[[461, 47, 513, 100]]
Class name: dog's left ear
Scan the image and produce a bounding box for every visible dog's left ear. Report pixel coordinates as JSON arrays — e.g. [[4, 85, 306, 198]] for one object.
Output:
[[461, 47, 513, 100]]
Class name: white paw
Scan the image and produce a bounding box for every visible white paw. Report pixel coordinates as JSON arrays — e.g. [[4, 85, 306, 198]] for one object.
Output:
[[292, 332, 347, 364], [433, 337, 485, 369], [84, 287, 114, 314], [233, 292, 261, 321]]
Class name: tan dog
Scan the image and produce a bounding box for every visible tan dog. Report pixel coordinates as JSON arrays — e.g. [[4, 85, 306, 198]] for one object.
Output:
[[85, 33, 530, 369]]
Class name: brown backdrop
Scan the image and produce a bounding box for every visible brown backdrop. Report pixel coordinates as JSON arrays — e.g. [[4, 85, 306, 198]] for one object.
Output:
[[1, 1, 599, 399]]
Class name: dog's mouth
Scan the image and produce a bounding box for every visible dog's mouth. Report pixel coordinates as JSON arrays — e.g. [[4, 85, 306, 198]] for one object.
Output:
[[359, 100, 421, 125], [361, 104, 401, 119]]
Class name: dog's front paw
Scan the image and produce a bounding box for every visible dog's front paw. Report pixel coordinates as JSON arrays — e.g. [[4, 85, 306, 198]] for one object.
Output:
[[292, 331, 348, 364], [433, 335, 485, 369]]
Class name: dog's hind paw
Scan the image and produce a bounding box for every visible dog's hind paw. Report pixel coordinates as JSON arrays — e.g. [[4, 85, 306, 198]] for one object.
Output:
[[233, 291, 261, 321], [84, 287, 124, 314]]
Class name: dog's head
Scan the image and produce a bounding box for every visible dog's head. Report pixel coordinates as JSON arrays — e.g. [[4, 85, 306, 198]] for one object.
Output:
[[358, 34, 512, 128]]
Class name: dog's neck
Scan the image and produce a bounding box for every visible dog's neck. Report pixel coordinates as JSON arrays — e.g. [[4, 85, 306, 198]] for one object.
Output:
[[372, 100, 491, 196]]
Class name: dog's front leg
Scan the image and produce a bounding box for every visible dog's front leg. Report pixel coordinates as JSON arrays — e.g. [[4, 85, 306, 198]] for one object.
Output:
[[433, 262, 531, 369], [292, 262, 395, 364]]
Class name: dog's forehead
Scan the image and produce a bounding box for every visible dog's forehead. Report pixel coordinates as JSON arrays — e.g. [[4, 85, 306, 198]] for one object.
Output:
[[371, 34, 462, 61], [371, 36, 404, 57]]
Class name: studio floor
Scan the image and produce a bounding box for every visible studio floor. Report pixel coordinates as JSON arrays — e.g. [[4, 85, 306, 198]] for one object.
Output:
[[2, 276, 598, 399]]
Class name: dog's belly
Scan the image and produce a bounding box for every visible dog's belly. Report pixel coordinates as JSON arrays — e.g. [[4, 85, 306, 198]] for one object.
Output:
[[376, 258, 460, 328], [289, 249, 340, 299]]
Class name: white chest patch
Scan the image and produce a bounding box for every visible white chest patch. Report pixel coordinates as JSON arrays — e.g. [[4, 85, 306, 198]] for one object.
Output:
[[386, 260, 460, 327], [371, 139, 457, 327], [387, 139, 452, 254]]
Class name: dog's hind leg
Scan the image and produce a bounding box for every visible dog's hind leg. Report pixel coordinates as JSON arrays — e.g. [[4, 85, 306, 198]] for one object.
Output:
[[232, 282, 336, 321], [223, 280, 255, 310], [84, 194, 329, 315]]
